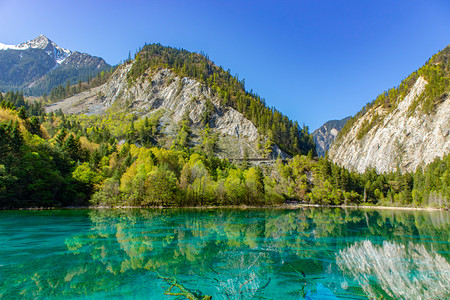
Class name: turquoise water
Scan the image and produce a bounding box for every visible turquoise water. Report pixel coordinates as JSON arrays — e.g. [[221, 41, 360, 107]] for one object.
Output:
[[0, 208, 449, 299]]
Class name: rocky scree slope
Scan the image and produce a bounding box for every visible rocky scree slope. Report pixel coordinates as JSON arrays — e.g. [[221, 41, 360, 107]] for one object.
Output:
[[329, 46, 450, 173], [47, 63, 287, 159], [313, 117, 350, 157], [0, 35, 110, 95]]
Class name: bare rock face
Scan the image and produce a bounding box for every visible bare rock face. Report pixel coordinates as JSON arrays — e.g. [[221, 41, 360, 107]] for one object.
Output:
[[313, 117, 350, 157], [328, 76, 450, 173], [46, 64, 278, 159], [109, 68, 259, 141]]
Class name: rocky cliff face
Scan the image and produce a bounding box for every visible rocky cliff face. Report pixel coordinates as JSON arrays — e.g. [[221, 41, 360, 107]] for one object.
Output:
[[329, 76, 449, 173], [313, 117, 350, 157], [47, 63, 286, 159]]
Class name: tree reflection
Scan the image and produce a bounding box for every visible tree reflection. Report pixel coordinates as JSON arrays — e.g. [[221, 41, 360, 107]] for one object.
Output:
[[0, 208, 448, 299]]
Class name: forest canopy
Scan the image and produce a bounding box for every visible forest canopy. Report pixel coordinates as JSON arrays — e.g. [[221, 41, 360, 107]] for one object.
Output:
[[0, 97, 448, 209]]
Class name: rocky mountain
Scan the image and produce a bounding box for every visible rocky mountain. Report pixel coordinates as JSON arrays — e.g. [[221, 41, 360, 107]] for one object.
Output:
[[0, 35, 111, 95], [47, 66, 260, 159], [46, 44, 316, 159], [0, 34, 71, 62], [313, 117, 350, 157], [329, 46, 450, 173]]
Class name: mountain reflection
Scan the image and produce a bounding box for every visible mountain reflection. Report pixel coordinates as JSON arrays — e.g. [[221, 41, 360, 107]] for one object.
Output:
[[337, 240, 450, 300], [0, 208, 448, 299]]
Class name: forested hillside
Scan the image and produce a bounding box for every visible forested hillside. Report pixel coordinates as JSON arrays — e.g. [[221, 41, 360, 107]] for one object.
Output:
[[127, 44, 316, 156], [337, 46, 449, 143], [46, 66, 117, 102], [1, 94, 448, 209], [26, 52, 112, 96], [0, 48, 55, 91], [1, 44, 448, 209]]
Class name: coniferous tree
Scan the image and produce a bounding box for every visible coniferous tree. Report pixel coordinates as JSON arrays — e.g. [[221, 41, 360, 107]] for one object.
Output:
[[18, 107, 28, 120]]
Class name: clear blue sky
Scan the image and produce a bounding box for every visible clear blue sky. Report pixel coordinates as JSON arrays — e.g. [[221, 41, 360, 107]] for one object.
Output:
[[0, 0, 449, 130]]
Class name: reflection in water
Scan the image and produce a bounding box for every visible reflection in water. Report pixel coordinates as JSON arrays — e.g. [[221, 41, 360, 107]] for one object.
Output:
[[211, 253, 271, 299], [337, 240, 450, 300], [0, 208, 448, 299]]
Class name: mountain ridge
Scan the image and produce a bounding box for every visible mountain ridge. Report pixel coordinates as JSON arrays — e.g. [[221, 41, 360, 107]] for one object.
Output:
[[47, 64, 287, 159], [0, 35, 111, 95], [0, 35, 72, 64], [46, 43, 316, 159]]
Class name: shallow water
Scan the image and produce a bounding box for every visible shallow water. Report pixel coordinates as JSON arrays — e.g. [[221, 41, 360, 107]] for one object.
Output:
[[0, 208, 449, 299]]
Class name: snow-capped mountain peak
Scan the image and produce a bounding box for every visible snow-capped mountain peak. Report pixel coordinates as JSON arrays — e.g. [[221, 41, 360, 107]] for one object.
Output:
[[0, 35, 72, 64], [0, 35, 111, 96]]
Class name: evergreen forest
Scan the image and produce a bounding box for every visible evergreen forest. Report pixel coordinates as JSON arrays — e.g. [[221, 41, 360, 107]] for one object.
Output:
[[0, 95, 448, 209], [0, 44, 449, 210]]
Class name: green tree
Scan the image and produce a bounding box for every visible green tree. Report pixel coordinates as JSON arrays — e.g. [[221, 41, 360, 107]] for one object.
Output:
[[18, 107, 28, 119], [142, 166, 177, 206], [63, 134, 83, 161]]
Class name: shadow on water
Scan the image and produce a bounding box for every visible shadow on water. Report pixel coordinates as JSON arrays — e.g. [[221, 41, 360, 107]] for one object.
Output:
[[0, 208, 449, 299]]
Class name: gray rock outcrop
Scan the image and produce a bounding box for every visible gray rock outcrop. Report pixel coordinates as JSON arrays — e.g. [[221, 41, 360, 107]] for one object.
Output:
[[313, 117, 350, 157], [46, 64, 283, 159], [328, 76, 450, 173]]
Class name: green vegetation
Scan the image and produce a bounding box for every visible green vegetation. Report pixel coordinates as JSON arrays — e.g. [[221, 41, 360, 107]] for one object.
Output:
[[0, 45, 448, 210], [127, 44, 315, 156], [0, 99, 448, 209], [336, 45, 450, 144], [356, 113, 380, 140], [0, 91, 45, 117], [310, 156, 449, 207], [46, 66, 117, 103], [30, 54, 112, 97], [0, 109, 88, 208], [0, 48, 55, 92]]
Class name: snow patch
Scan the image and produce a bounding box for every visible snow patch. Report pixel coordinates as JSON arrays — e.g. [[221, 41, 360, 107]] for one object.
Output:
[[0, 42, 22, 50]]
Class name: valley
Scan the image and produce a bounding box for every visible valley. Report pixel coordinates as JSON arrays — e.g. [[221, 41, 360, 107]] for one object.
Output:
[[0, 42, 448, 210], [1, 2, 450, 299]]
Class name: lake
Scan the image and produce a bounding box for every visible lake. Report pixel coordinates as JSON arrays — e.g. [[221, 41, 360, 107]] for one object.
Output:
[[0, 208, 449, 299]]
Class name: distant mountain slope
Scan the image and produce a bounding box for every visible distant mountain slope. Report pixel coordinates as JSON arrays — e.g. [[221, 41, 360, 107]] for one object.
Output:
[[329, 45, 450, 173], [313, 117, 350, 157], [47, 44, 316, 159], [0, 35, 111, 95]]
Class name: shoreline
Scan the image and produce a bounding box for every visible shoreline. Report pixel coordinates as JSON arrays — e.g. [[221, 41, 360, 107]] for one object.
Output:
[[2, 204, 447, 212], [286, 204, 447, 212]]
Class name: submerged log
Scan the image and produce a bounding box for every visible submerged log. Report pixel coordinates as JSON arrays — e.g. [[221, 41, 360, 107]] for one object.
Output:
[[160, 275, 212, 300]]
